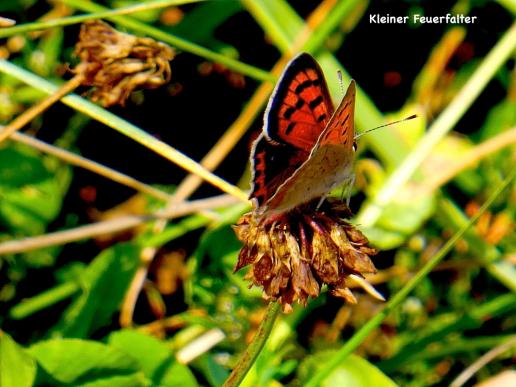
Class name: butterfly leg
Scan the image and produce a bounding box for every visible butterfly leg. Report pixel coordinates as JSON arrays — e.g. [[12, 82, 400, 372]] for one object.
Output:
[[316, 195, 327, 210], [343, 173, 355, 207]]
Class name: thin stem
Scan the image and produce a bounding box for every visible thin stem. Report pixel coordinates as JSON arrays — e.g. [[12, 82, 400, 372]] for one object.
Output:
[[356, 21, 516, 227], [305, 167, 516, 387], [0, 60, 249, 203], [11, 132, 171, 202], [223, 302, 281, 387], [450, 336, 516, 387], [10, 282, 79, 320], [0, 194, 236, 256], [0, 74, 83, 143], [0, 0, 204, 38], [423, 126, 516, 191]]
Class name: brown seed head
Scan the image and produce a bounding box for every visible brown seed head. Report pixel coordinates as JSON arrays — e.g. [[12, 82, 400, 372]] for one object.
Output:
[[233, 198, 380, 312], [73, 20, 175, 106]]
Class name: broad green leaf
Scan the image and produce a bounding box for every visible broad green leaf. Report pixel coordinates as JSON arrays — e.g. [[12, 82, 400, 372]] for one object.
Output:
[[29, 338, 146, 386], [480, 99, 516, 140], [299, 352, 397, 387], [0, 144, 70, 234], [108, 329, 198, 387], [0, 331, 37, 387], [52, 243, 140, 338], [360, 225, 406, 250]]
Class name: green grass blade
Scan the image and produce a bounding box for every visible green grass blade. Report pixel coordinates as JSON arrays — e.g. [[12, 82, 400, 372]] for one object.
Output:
[[356, 22, 516, 227], [243, 0, 411, 167], [0, 60, 246, 201], [61, 0, 274, 82], [305, 166, 516, 386], [0, 0, 204, 38]]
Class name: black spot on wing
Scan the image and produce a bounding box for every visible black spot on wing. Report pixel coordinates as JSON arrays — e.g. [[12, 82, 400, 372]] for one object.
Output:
[[295, 98, 305, 109], [294, 80, 312, 94], [285, 122, 296, 135], [317, 113, 327, 123], [284, 107, 296, 119], [309, 95, 324, 110]]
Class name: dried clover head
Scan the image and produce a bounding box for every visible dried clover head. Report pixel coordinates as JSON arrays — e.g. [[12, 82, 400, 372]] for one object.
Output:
[[73, 20, 174, 106], [233, 198, 382, 312]]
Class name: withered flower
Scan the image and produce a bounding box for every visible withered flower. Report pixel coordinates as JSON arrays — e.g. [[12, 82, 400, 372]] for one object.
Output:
[[233, 198, 381, 312], [73, 20, 174, 107]]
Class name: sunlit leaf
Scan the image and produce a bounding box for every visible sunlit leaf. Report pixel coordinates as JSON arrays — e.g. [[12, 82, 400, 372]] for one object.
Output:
[[108, 329, 198, 387], [29, 339, 146, 386], [0, 332, 37, 387]]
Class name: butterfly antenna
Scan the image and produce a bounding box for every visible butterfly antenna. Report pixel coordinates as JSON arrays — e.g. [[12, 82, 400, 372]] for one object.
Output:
[[337, 70, 345, 96], [355, 114, 417, 139]]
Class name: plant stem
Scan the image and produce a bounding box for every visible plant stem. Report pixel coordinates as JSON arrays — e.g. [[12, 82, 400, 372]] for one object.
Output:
[[0, 194, 236, 256], [11, 132, 171, 202], [62, 0, 274, 82], [422, 126, 516, 191], [0, 60, 248, 202], [356, 21, 516, 227], [0, 0, 204, 38], [223, 302, 281, 387], [450, 336, 516, 387], [305, 167, 516, 387], [0, 74, 83, 143]]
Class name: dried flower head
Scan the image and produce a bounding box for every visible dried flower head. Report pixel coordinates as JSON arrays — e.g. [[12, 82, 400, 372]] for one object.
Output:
[[233, 198, 381, 312], [73, 20, 174, 107]]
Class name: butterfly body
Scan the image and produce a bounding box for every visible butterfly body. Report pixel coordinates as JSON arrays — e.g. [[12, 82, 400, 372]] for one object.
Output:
[[250, 53, 356, 217]]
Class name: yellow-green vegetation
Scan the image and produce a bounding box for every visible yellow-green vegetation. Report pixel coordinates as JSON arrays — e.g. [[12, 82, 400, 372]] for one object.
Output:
[[0, 1, 514, 386]]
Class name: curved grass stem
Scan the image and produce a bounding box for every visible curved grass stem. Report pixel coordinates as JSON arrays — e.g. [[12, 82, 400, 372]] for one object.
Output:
[[0, 0, 204, 38], [223, 302, 281, 387], [357, 21, 516, 227], [0, 74, 83, 143], [61, 0, 274, 82], [11, 132, 171, 202], [0, 60, 248, 202]]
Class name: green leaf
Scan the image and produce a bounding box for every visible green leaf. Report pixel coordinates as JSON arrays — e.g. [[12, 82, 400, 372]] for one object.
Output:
[[364, 192, 435, 249], [28, 338, 146, 386], [52, 243, 140, 338], [194, 354, 228, 387], [0, 145, 68, 234], [0, 331, 37, 387], [108, 330, 198, 387], [299, 352, 397, 387]]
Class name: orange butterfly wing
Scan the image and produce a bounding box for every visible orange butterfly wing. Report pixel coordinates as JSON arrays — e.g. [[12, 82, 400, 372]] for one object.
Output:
[[250, 53, 333, 206], [263, 53, 334, 151], [249, 52, 356, 215], [262, 81, 356, 215]]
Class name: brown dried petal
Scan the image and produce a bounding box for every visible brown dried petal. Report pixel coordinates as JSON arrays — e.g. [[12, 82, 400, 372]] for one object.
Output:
[[311, 226, 339, 283], [345, 225, 370, 245], [253, 254, 274, 284], [331, 286, 357, 304], [286, 233, 320, 300], [235, 245, 255, 272], [265, 263, 290, 297], [346, 249, 377, 274]]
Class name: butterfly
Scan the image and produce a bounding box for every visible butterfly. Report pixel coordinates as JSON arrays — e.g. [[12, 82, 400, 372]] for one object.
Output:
[[250, 53, 357, 216]]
